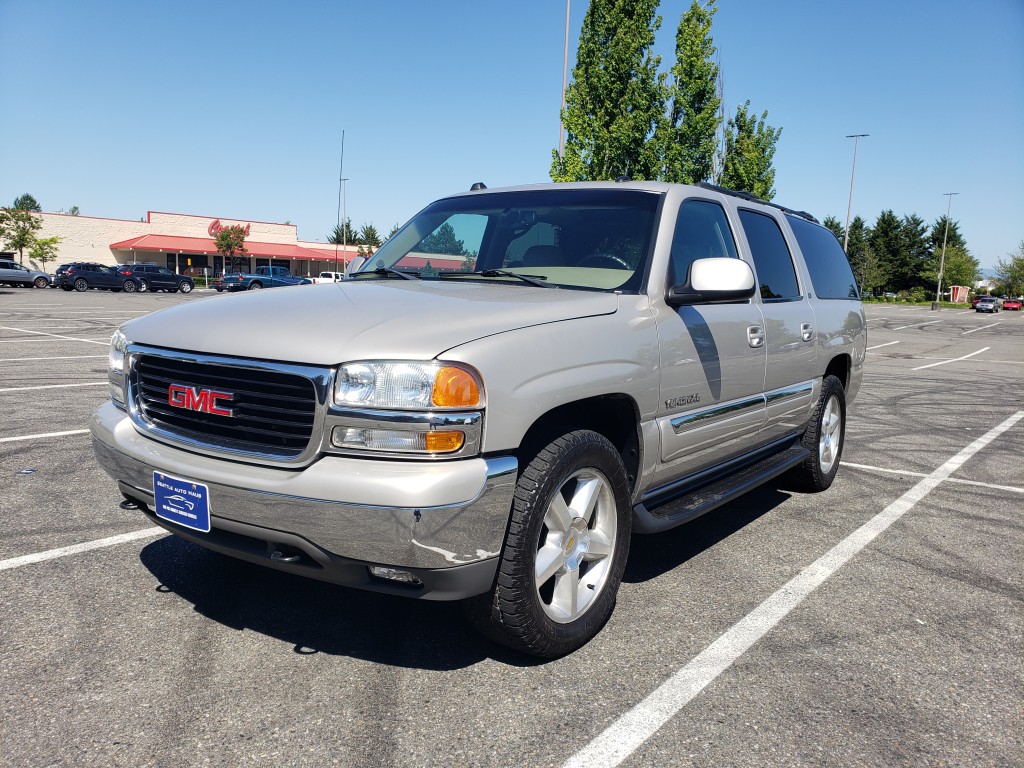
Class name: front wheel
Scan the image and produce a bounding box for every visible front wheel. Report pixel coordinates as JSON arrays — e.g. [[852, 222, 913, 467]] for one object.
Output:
[[789, 374, 846, 492], [33, 276, 49, 289], [122, 280, 137, 293], [464, 430, 631, 658]]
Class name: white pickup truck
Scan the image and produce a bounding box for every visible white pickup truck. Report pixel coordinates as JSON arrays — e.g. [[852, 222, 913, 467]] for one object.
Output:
[[312, 271, 344, 284]]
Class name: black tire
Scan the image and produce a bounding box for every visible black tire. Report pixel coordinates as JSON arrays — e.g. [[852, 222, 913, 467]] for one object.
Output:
[[179, 281, 193, 293], [33, 276, 49, 289], [122, 280, 137, 293], [73, 278, 89, 292], [61, 285, 73, 292], [138, 279, 149, 292], [789, 374, 846, 492], [248, 281, 263, 290], [464, 430, 631, 658]]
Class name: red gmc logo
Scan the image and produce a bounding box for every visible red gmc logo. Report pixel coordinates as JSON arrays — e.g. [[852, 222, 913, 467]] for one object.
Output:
[[167, 383, 235, 417]]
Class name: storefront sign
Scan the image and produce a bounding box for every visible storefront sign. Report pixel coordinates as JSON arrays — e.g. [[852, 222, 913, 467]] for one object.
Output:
[[208, 219, 251, 237]]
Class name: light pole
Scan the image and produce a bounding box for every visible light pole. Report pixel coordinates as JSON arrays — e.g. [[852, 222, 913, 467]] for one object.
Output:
[[843, 134, 868, 253], [341, 178, 349, 268], [933, 192, 959, 310], [559, 0, 571, 159]]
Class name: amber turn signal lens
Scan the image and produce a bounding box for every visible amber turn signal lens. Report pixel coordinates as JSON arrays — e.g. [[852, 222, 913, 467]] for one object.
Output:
[[425, 431, 465, 452], [432, 366, 480, 407]]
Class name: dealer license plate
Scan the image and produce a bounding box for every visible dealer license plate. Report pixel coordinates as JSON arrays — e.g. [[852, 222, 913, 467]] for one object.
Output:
[[153, 472, 211, 533]]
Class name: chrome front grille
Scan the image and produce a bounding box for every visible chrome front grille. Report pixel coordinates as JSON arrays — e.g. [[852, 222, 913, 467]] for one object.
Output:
[[128, 347, 330, 463]]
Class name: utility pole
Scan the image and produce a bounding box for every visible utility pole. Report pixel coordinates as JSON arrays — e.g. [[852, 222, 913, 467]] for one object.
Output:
[[843, 134, 869, 253], [933, 192, 959, 310], [335, 130, 346, 270]]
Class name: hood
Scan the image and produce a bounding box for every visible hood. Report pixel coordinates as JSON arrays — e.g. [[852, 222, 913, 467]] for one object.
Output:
[[122, 281, 619, 365]]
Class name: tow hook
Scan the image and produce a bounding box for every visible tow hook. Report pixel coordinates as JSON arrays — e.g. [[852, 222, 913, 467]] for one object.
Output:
[[270, 549, 301, 564]]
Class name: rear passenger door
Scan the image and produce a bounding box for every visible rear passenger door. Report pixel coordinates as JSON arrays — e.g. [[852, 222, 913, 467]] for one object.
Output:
[[736, 208, 818, 441], [653, 198, 767, 485]]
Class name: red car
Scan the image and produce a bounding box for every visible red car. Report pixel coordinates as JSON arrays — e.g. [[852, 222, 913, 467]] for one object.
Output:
[[1002, 297, 1022, 311]]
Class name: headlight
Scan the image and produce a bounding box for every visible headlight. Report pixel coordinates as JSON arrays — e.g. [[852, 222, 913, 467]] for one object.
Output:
[[108, 329, 129, 407], [334, 362, 482, 409]]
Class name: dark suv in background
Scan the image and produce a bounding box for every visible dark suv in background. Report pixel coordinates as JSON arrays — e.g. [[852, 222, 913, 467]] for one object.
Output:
[[54, 263, 142, 293], [116, 264, 195, 293]]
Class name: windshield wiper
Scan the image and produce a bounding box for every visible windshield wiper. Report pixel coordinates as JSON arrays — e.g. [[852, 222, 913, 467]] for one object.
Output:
[[349, 267, 419, 281], [440, 269, 553, 288]]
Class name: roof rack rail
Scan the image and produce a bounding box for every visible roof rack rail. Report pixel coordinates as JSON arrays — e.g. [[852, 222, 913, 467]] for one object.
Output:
[[695, 182, 819, 224]]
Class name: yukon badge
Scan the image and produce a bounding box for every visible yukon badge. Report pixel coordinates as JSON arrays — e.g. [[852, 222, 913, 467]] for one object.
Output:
[[167, 383, 236, 417]]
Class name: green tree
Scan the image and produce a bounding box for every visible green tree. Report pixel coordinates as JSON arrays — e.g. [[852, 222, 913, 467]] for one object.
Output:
[[359, 224, 381, 248], [12, 193, 41, 211], [551, 0, 665, 182], [869, 210, 907, 291], [994, 241, 1024, 296], [215, 225, 248, 272], [846, 216, 886, 293], [657, 0, 721, 184], [719, 100, 781, 200], [921, 245, 979, 294], [822, 216, 844, 242], [69, 206, 80, 216], [899, 213, 930, 288], [0, 207, 43, 264], [418, 222, 465, 256], [385, 223, 401, 241], [928, 216, 966, 253], [28, 235, 62, 269], [327, 219, 360, 246]]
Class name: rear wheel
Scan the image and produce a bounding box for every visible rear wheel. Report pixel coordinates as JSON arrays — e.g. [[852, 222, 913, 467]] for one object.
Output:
[[61, 285, 73, 292], [73, 278, 89, 292], [464, 430, 631, 658], [248, 282, 263, 290], [789, 374, 846, 492], [138, 279, 149, 292]]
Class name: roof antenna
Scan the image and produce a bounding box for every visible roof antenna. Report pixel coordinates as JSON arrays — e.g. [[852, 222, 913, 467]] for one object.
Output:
[[470, 182, 487, 191]]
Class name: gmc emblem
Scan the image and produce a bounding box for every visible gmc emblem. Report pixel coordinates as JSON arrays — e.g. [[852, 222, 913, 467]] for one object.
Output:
[[167, 383, 235, 417]]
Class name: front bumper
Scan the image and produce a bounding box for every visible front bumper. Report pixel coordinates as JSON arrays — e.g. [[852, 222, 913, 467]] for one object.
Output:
[[91, 401, 518, 600]]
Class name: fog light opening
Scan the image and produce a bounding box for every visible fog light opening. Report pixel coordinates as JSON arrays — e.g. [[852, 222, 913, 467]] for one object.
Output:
[[368, 566, 423, 586]]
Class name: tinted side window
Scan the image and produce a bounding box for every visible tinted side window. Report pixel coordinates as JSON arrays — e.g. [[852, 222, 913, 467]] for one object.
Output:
[[786, 215, 860, 299], [669, 200, 739, 285], [738, 209, 800, 301]]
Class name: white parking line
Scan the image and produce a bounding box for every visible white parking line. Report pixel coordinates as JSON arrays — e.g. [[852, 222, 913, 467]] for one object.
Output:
[[842, 461, 1024, 494], [1, 355, 108, 362], [563, 410, 1023, 768], [890, 319, 943, 331], [961, 323, 1000, 336], [912, 346, 990, 371], [0, 528, 164, 572], [0, 325, 111, 346], [0, 382, 107, 393], [0, 429, 90, 443], [867, 340, 900, 350]]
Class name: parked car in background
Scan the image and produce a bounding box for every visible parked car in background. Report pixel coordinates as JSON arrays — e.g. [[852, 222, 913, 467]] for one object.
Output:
[[220, 265, 311, 291], [312, 271, 345, 284], [116, 264, 194, 293], [54, 263, 142, 293], [971, 295, 988, 308], [0, 258, 51, 288], [1001, 297, 1022, 311], [975, 297, 1000, 313]]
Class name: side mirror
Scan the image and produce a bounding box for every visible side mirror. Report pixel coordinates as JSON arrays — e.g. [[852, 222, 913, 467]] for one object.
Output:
[[666, 257, 756, 307], [345, 256, 367, 277]]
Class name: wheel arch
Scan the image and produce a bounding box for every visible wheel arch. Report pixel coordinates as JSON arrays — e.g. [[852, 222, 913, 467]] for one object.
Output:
[[514, 394, 642, 494], [824, 353, 851, 392]]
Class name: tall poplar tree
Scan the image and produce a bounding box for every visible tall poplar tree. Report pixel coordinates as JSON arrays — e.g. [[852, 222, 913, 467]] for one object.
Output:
[[551, 0, 664, 182], [657, 0, 722, 184], [719, 100, 781, 199]]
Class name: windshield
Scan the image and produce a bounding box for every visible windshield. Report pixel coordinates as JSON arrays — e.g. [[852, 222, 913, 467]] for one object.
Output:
[[353, 188, 660, 292]]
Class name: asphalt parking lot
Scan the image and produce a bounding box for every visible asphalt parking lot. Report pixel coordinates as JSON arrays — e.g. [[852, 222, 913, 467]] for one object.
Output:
[[2, 288, 1022, 767]]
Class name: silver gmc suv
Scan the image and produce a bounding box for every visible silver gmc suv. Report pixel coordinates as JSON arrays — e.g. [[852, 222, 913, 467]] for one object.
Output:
[[92, 181, 866, 657]]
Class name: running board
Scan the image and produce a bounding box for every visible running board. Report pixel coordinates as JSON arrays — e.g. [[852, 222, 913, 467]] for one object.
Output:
[[632, 445, 810, 534]]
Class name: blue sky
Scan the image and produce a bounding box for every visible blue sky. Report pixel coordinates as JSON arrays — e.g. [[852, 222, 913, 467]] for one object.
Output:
[[1, 0, 1021, 269]]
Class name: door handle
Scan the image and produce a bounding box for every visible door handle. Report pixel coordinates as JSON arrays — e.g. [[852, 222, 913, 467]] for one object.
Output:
[[801, 323, 814, 342], [747, 325, 765, 348]]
